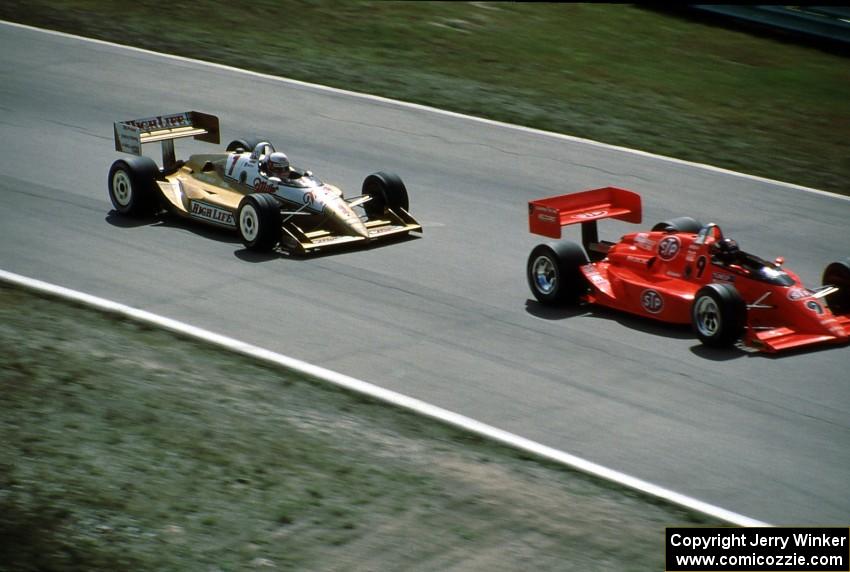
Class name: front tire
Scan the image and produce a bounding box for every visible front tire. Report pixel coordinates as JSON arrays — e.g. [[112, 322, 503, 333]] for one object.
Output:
[[691, 283, 747, 347], [362, 172, 409, 218], [237, 194, 282, 252], [226, 137, 263, 153], [107, 156, 160, 216], [652, 216, 703, 234], [822, 258, 850, 315], [527, 241, 590, 305]]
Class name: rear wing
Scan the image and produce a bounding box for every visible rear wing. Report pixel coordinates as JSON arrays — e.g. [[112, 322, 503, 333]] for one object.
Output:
[[113, 111, 220, 170], [529, 186, 642, 252]]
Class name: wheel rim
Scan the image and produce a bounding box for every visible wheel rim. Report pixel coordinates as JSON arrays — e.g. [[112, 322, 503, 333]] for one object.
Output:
[[240, 204, 259, 242], [112, 170, 133, 207], [694, 296, 721, 337], [532, 254, 558, 295]]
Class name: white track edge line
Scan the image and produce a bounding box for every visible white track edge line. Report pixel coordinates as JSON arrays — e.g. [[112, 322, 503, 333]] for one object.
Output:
[[0, 268, 768, 527], [1, 19, 847, 204]]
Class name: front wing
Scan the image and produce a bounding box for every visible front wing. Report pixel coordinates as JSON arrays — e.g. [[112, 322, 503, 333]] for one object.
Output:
[[746, 314, 850, 353], [281, 207, 422, 253]]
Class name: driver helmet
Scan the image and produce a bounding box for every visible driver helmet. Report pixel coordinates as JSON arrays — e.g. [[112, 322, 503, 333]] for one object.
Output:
[[266, 152, 290, 177], [711, 237, 740, 261]]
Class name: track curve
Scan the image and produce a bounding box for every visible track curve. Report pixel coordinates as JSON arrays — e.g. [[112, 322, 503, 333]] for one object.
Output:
[[1, 22, 848, 524]]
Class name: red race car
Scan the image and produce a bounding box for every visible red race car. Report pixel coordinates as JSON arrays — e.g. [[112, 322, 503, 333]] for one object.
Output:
[[526, 187, 850, 353]]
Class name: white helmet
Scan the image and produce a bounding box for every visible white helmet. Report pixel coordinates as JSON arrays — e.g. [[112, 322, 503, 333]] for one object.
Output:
[[266, 152, 290, 177]]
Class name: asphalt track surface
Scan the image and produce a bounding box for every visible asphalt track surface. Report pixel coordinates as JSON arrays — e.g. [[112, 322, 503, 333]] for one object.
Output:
[[1, 23, 848, 525]]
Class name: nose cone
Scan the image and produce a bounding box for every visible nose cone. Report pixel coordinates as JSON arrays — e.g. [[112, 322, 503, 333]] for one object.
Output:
[[756, 292, 850, 351], [351, 219, 369, 239], [325, 198, 369, 239]]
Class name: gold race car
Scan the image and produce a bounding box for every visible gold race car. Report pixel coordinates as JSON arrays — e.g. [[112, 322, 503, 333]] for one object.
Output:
[[108, 111, 422, 253]]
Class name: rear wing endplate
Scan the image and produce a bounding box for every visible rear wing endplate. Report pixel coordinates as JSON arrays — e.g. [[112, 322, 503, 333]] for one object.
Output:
[[114, 111, 220, 169], [528, 186, 642, 240]]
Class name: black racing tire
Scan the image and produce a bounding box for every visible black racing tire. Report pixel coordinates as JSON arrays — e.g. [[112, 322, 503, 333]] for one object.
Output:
[[237, 193, 282, 252], [652, 216, 703, 234], [526, 241, 590, 305], [226, 137, 264, 153], [691, 283, 747, 347], [362, 171, 409, 218], [107, 156, 161, 216], [822, 258, 850, 315]]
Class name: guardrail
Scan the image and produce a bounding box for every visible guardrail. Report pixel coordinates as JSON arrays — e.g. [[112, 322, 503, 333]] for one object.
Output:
[[689, 5, 850, 51]]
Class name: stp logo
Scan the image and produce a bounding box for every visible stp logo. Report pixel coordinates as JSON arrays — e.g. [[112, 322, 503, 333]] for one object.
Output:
[[640, 289, 664, 314], [573, 210, 607, 220], [787, 288, 813, 301], [657, 236, 681, 261]]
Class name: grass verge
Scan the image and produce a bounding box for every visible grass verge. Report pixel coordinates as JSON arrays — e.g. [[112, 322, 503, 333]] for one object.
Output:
[[1, 2, 848, 195], [0, 283, 717, 571]]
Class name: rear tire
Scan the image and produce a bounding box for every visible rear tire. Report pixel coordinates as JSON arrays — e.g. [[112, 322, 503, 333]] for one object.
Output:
[[652, 216, 703, 234], [237, 193, 282, 252], [107, 156, 160, 216], [691, 283, 747, 347], [362, 172, 409, 218], [527, 241, 590, 305], [226, 137, 264, 153], [822, 258, 850, 315]]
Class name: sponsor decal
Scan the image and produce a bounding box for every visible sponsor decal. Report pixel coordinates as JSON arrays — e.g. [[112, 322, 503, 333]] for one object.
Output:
[[584, 266, 606, 284], [634, 233, 656, 252], [190, 201, 235, 226], [115, 123, 142, 155], [252, 178, 277, 194], [686, 246, 703, 263], [828, 323, 845, 336], [369, 225, 402, 236], [125, 113, 191, 131], [532, 205, 558, 222], [657, 236, 681, 261], [787, 287, 814, 301], [640, 289, 664, 314], [712, 271, 736, 282], [572, 210, 607, 220], [303, 192, 315, 205], [666, 271, 682, 278], [312, 235, 341, 244], [626, 256, 649, 265]]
